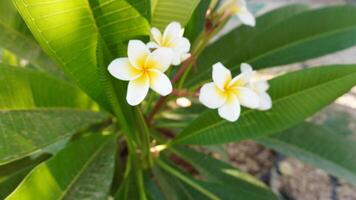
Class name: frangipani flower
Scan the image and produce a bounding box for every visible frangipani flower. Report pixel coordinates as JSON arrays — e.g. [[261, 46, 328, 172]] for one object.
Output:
[[147, 21, 191, 66], [223, 0, 256, 27], [108, 40, 173, 106], [241, 64, 272, 111], [199, 62, 259, 122]]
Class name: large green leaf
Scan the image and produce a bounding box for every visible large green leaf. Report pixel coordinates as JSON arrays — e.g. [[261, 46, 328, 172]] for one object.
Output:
[[115, 153, 147, 200], [184, 0, 211, 42], [173, 65, 356, 145], [0, 109, 109, 165], [0, 0, 63, 77], [258, 122, 356, 186], [186, 5, 356, 88], [0, 0, 31, 36], [88, 0, 151, 54], [144, 173, 166, 200], [0, 21, 62, 77], [0, 64, 93, 109], [151, 0, 201, 30], [7, 132, 116, 200], [171, 148, 279, 199], [0, 155, 49, 199], [151, 165, 206, 200], [157, 158, 278, 200], [12, 0, 150, 111]]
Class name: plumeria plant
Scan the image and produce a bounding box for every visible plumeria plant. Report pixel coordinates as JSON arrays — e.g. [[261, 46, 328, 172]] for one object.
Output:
[[1, 0, 356, 199]]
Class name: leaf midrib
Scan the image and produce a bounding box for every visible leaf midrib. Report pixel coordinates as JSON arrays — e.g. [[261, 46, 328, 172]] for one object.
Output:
[[246, 26, 356, 66], [176, 70, 356, 143]]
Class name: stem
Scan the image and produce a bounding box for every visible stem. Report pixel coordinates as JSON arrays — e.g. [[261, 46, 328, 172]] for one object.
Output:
[[147, 96, 166, 124], [134, 107, 154, 168], [147, 56, 195, 124]]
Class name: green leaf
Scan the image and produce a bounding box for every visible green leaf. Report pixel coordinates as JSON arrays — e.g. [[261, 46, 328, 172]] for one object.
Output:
[[0, 154, 49, 199], [186, 5, 356, 88], [115, 153, 147, 200], [0, 20, 63, 77], [12, 0, 150, 111], [257, 122, 356, 186], [1, 49, 19, 66], [157, 159, 220, 200], [6, 132, 117, 200], [0, 109, 109, 165], [144, 174, 166, 200], [157, 158, 278, 200], [151, 165, 206, 200], [174, 65, 356, 145], [184, 0, 211, 42], [88, 0, 151, 54], [0, 0, 31, 36], [151, 0, 201, 30], [0, 64, 93, 109], [171, 148, 279, 199], [0, 0, 63, 77]]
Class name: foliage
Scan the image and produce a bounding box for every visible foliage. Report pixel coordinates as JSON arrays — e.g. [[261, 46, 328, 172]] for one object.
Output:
[[0, 0, 355, 199]]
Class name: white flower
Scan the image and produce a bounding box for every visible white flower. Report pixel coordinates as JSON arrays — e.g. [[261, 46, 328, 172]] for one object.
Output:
[[108, 40, 173, 106], [223, 0, 256, 27], [199, 62, 259, 122], [240, 63, 272, 111], [147, 21, 191, 66]]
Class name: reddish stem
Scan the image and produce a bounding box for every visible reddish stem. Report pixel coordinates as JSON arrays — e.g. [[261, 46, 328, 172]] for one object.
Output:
[[147, 56, 195, 124]]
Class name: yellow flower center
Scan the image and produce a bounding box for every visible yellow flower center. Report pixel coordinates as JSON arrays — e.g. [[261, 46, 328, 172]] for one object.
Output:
[[222, 79, 244, 97], [161, 35, 174, 47]]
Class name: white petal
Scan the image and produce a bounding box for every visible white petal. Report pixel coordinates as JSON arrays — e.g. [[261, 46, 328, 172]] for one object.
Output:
[[147, 42, 159, 49], [108, 58, 142, 81], [254, 80, 269, 92], [235, 87, 259, 109], [199, 82, 226, 109], [179, 28, 185, 37], [128, 40, 150, 68], [218, 95, 241, 122], [151, 27, 162, 43], [171, 52, 190, 66], [229, 69, 254, 87], [172, 54, 182, 66], [126, 74, 149, 106], [148, 69, 172, 96], [146, 47, 173, 72], [170, 37, 191, 65], [237, 9, 256, 27], [240, 63, 253, 73], [212, 62, 232, 90], [258, 92, 272, 111], [163, 21, 182, 40], [173, 37, 191, 53]]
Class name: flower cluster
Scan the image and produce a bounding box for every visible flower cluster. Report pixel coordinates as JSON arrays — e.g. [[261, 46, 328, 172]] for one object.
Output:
[[108, 22, 191, 106], [108, 1, 271, 122], [199, 63, 271, 122]]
